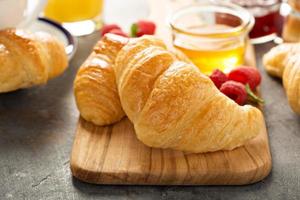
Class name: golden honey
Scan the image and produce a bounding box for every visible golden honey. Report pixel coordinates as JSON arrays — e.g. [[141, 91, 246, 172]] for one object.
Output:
[[170, 3, 254, 75], [173, 24, 246, 75]]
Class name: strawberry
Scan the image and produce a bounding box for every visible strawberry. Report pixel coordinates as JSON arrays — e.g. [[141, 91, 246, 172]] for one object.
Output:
[[209, 69, 228, 89], [101, 24, 121, 36], [131, 20, 156, 37], [228, 66, 261, 90], [220, 81, 247, 105], [108, 29, 128, 37]]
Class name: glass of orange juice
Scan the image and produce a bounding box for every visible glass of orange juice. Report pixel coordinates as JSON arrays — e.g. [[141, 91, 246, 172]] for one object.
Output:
[[170, 1, 254, 75], [44, 0, 104, 36]]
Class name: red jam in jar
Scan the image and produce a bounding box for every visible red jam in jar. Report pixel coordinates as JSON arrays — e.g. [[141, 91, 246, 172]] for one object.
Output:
[[230, 0, 283, 42]]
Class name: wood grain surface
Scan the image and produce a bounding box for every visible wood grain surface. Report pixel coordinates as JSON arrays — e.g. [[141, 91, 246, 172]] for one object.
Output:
[[70, 0, 271, 185]]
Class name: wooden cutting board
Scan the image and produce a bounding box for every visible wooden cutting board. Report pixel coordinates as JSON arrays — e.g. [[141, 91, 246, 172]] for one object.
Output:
[[70, 0, 272, 185]]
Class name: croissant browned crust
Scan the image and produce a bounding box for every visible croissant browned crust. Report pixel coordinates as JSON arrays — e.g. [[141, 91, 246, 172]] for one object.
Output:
[[74, 35, 263, 153], [0, 28, 68, 93], [74, 34, 128, 126], [263, 43, 300, 114], [114, 36, 263, 153], [74, 34, 190, 126]]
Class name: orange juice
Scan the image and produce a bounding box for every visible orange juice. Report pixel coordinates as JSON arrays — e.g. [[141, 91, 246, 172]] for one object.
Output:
[[173, 24, 246, 75], [44, 0, 103, 23]]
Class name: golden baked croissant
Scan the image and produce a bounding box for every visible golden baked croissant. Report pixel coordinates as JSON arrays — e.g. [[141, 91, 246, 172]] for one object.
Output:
[[114, 36, 264, 153], [263, 43, 300, 114], [74, 34, 128, 126], [0, 28, 68, 93], [74, 34, 191, 126]]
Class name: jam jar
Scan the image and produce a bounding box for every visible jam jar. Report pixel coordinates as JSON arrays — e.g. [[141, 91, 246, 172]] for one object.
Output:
[[229, 0, 283, 44]]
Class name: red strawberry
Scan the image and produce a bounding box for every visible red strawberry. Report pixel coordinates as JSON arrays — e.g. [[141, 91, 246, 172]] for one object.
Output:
[[101, 24, 121, 36], [108, 29, 128, 37], [228, 66, 261, 90], [209, 69, 228, 89], [220, 81, 247, 105], [131, 20, 156, 37]]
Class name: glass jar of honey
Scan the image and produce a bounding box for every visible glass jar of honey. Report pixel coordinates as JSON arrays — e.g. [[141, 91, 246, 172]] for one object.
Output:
[[170, 2, 254, 75]]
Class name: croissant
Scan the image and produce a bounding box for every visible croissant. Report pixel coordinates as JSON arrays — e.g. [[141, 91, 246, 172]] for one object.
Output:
[[114, 36, 264, 153], [0, 28, 68, 93], [74, 34, 128, 126], [263, 43, 300, 114], [74, 34, 192, 126]]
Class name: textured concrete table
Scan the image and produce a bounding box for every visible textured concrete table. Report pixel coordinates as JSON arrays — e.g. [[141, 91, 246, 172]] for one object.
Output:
[[0, 0, 299, 199]]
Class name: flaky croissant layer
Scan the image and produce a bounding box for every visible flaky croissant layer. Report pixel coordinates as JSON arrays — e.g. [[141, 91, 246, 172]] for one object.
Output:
[[74, 34, 191, 126], [263, 43, 300, 114], [0, 29, 68, 93], [115, 36, 263, 153], [74, 34, 263, 153], [74, 34, 128, 126]]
